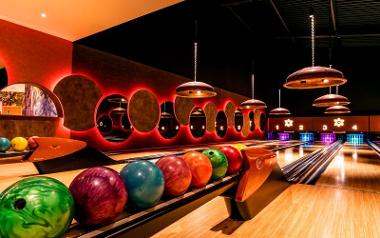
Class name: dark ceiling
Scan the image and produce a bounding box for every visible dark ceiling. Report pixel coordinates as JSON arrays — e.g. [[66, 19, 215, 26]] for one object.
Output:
[[76, 0, 380, 116]]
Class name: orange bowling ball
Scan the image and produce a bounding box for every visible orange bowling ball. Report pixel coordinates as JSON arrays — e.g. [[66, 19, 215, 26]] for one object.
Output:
[[183, 151, 212, 188]]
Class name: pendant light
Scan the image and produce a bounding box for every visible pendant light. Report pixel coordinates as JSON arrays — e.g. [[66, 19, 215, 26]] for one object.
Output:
[[284, 9, 347, 89], [109, 97, 127, 114], [176, 21, 217, 98], [270, 89, 290, 116], [240, 61, 267, 109], [325, 105, 351, 114], [313, 85, 350, 107]]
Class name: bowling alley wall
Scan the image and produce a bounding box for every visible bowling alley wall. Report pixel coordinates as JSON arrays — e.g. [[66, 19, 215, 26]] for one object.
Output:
[[0, 20, 265, 151]]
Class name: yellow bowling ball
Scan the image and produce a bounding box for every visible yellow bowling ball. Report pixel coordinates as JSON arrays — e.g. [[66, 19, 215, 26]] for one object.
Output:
[[231, 143, 247, 155], [11, 137, 28, 151]]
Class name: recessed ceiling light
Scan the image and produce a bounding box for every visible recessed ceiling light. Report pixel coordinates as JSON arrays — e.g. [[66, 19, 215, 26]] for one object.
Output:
[[40, 12, 47, 18]]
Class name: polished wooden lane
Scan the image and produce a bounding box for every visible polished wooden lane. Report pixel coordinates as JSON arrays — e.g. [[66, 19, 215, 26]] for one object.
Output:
[[275, 143, 323, 168], [153, 184, 380, 238], [316, 143, 380, 192]]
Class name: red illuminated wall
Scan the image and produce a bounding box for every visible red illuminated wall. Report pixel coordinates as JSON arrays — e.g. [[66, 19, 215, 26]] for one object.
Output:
[[0, 20, 265, 151], [71, 45, 265, 151], [0, 20, 72, 138]]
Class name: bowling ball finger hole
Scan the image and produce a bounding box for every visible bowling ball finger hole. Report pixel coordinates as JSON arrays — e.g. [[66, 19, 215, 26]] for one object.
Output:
[[14, 198, 26, 210], [209, 151, 214, 155]]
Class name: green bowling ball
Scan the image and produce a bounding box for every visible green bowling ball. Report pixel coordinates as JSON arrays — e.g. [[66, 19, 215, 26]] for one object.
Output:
[[202, 149, 228, 180], [0, 177, 75, 238]]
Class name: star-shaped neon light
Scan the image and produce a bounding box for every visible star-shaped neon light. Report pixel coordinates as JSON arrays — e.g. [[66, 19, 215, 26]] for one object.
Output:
[[284, 119, 293, 128], [334, 118, 345, 127]]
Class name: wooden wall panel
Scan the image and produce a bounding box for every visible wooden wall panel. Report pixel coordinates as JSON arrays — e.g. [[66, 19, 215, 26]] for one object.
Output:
[[53, 75, 101, 131], [174, 97, 194, 125], [0, 117, 58, 138], [225, 101, 236, 126], [370, 116, 380, 132], [204, 103, 217, 132]]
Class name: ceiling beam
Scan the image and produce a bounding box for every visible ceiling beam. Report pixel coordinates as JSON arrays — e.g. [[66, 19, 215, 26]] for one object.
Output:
[[226, 6, 254, 33], [329, 0, 337, 33], [221, 0, 253, 7], [269, 0, 290, 33]]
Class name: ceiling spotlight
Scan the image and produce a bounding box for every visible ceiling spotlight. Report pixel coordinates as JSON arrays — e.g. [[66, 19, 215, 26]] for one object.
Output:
[[40, 12, 47, 18]]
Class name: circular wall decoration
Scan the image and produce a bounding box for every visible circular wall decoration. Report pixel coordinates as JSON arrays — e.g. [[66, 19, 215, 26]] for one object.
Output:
[[53, 75, 101, 131], [234, 109, 243, 132], [216, 111, 227, 138], [174, 96, 194, 125], [204, 102, 217, 132], [158, 101, 180, 139], [225, 101, 236, 126], [96, 95, 132, 142], [249, 111, 256, 131], [189, 107, 206, 138], [128, 89, 159, 133]]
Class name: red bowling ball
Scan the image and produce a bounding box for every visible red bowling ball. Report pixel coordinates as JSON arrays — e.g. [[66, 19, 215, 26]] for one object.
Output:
[[218, 146, 243, 174], [69, 167, 127, 226], [27, 136, 39, 149], [156, 156, 192, 196], [182, 151, 212, 188]]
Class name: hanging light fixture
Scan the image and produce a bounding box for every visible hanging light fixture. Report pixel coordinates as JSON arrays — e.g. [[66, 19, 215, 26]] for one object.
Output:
[[240, 61, 267, 109], [325, 105, 351, 114], [109, 97, 127, 114], [284, 10, 347, 89], [176, 21, 217, 98], [270, 89, 291, 116], [313, 85, 350, 107]]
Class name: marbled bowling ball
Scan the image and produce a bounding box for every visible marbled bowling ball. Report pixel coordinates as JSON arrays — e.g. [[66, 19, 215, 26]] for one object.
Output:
[[0, 137, 11, 152], [182, 151, 212, 188], [156, 156, 192, 196], [217, 146, 243, 175], [27, 136, 39, 150], [10, 137, 28, 152], [0, 177, 74, 238], [69, 167, 127, 226], [120, 161, 164, 209], [202, 149, 228, 180]]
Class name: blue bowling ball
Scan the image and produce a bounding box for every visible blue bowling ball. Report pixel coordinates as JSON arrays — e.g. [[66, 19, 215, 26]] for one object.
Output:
[[120, 161, 164, 209], [0, 137, 11, 152]]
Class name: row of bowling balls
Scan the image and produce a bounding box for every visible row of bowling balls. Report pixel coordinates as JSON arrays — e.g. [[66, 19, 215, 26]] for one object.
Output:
[[0, 136, 38, 152], [0, 144, 247, 238]]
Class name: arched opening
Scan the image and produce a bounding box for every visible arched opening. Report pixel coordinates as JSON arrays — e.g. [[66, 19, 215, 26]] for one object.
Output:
[[216, 111, 227, 138], [158, 101, 180, 139], [96, 95, 132, 142], [189, 107, 206, 138]]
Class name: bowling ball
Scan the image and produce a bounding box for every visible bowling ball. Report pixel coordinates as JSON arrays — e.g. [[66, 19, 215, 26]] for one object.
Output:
[[202, 149, 228, 180], [10, 137, 28, 152], [182, 151, 212, 188], [0, 177, 74, 238], [0, 137, 11, 152], [27, 136, 39, 150], [217, 146, 243, 174], [231, 143, 247, 155], [120, 161, 164, 209], [69, 167, 127, 226], [156, 156, 192, 196]]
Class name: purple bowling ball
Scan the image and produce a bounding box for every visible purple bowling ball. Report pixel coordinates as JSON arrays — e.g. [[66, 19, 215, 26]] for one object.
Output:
[[69, 167, 128, 226]]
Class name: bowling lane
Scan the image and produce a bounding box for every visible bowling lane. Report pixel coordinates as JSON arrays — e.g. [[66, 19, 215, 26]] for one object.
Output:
[[275, 142, 324, 168], [316, 143, 380, 192]]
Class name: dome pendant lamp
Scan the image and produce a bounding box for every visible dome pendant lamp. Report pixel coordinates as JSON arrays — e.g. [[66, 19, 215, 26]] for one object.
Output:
[[313, 84, 350, 107], [240, 63, 267, 109], [284, 11, 347, 89], [269, 89, 291, 116], [325, 105, 351, 114], [176, 21, 216, 98]]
